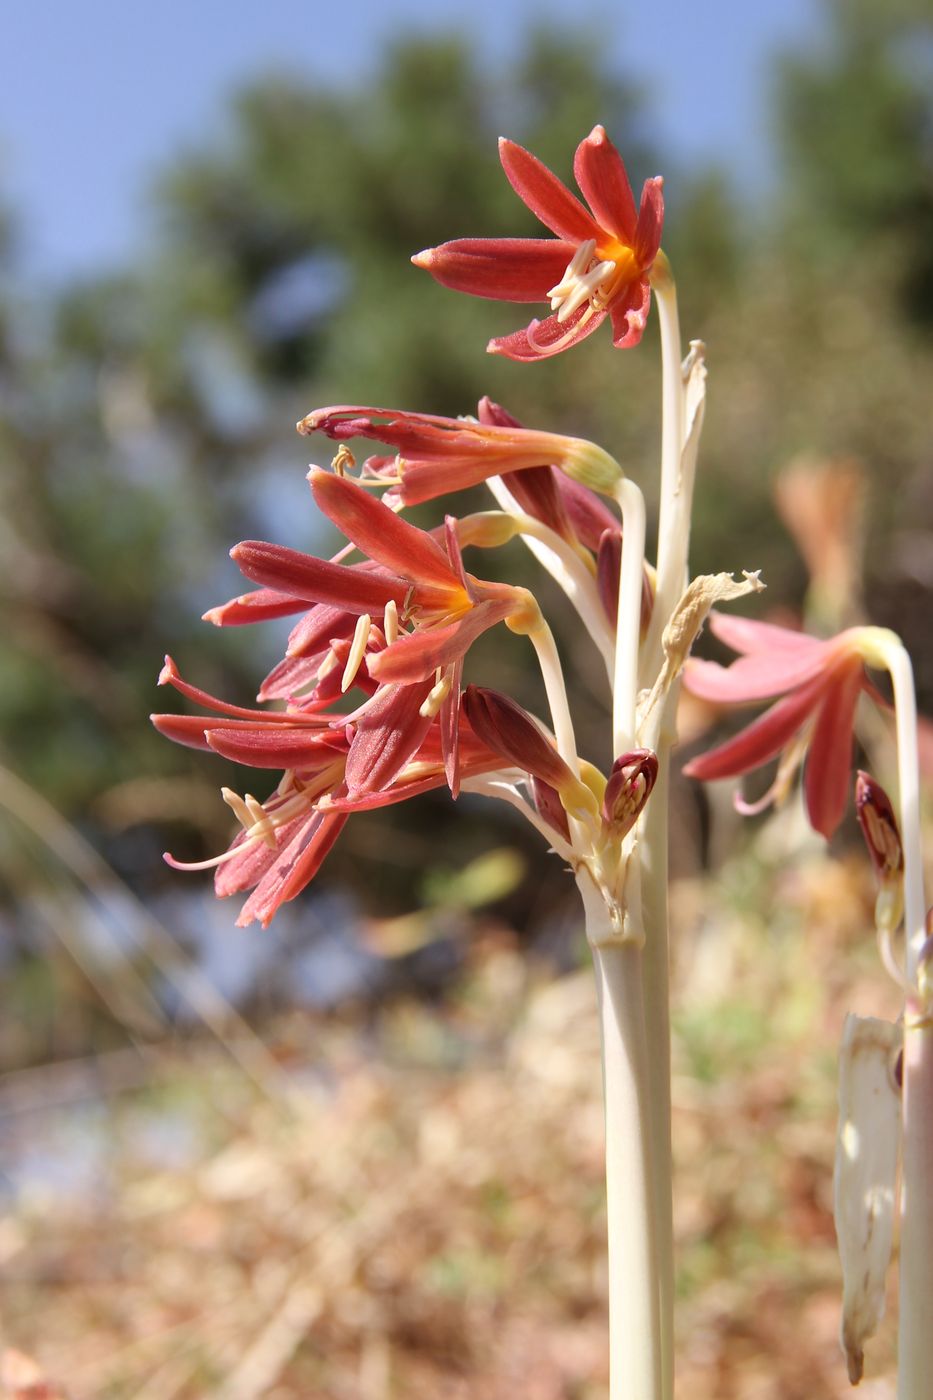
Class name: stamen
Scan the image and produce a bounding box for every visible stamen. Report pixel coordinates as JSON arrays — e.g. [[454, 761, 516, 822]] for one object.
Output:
[[547, 239, 617, 324], [527, 304, 597, 355], [331, 444, 355, 476], [419, 673, 452, 719], [342, 613, 372, 692], [384, 599, 399, 646], [316, 647, 341, 681]]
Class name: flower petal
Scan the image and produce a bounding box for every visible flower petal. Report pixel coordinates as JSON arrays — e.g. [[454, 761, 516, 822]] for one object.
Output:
[[370, 598, 516, 684], [683, 676, 826, 782], [683, 642, 836, 704], [157, 655, 305, 722], [285, 604, 358, 660], [232, 541, 408, 614], [203, 587, 311, 627], [487, 305, 606, 362], [573, 125, 637, 245], [411, 237, 573, 302], [609, 277, 652, 349], [804, 669, 863, 838], [236, 811, 348, 928], [707, 611, 826, 658], [634, 176, 665, 266], [309, 469, 462, 593], [204, 725, 346, 769], [344, 681, 435, 795], [498, 138, 601, 244]]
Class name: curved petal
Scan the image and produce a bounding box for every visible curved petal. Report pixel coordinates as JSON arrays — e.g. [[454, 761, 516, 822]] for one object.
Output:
[[487, 305, 607, 362], [804, 670, 863, 838], [344, 681, 434, 796], [369, 598, 516, 683], [634, 176, 665, 266], [203, 587, 311, 627], [609, 277, 652, 349], [232, 541, 408, 613], [573, 125, 637, 245], [285, 604, 357, 661], [682, 676, 826, 781], [708, 611, 825, 659], [236, 811, 348, 928], [205, 725, 345, 769], [411, 237, 573, 302], [498, 138, 600, 244], [214, 811, 310, 898], [310, 469, 462, 592], [157, 655, 306, 723], [683, 643, 836, 704]]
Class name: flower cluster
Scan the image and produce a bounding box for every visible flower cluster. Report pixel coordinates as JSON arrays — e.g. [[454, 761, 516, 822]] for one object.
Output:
[[154, 410, 652, 925]]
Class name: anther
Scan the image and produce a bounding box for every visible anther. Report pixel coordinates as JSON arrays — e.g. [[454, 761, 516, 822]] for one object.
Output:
[[547, 239, 617, 324], [419, 673, 452, 719], [384, 599, 399, 646], [341, 613, 372, 692], [331, 444, 355, 476]]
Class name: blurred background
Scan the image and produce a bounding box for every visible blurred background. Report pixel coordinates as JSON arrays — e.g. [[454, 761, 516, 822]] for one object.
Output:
[[1, 0, 931, 1394]]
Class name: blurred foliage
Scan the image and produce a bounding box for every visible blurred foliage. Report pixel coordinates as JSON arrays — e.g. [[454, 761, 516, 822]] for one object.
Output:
[[0, 0, 931, 909]]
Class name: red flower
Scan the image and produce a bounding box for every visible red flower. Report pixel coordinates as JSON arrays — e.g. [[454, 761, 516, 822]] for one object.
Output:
[[682, 614, 886, 839], [298, 403, 620, 506], [412, 125, 664, 361], [153, 658, 506, 927]]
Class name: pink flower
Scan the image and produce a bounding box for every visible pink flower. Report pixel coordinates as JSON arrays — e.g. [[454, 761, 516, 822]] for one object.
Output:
[[682, 614, 886, 839], [298, 402, 620, 506], [153, 658, 506, 928], [412, 125, 664, 361]]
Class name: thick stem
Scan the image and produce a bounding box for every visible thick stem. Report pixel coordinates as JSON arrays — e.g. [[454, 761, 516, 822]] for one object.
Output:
[[612, 477, 647, 757], [898, 1015, 933, 1400], [581, 876, 663, 1400], [639, 739, 676, 1400], [878, 639, 931, 1398]]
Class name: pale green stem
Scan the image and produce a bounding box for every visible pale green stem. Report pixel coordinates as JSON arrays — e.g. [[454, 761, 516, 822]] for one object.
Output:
[[612, 477, 647, 757], [527, 616, 580, 778], [898, 1016, 933, 1400], [580, 874, 662, 1400], [876, 639, 931, 1400], [485, 477, 614, 670], [459, 774, 575, 864], [639, 733, 676, 1400]]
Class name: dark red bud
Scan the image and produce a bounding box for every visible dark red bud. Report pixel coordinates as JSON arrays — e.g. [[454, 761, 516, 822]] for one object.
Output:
[[602, 748, 659, 838], [854, 770, 903, 880], [462, 685, 571, 789]]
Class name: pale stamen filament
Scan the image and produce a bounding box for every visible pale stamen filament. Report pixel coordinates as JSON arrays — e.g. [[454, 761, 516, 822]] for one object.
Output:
[[547, 238, 618, 324], [528, 304, 598, 355], [341, 613, 372, 692]]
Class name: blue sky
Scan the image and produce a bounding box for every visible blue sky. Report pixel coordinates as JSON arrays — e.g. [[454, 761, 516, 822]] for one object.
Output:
[[1, 0, 820, 284]]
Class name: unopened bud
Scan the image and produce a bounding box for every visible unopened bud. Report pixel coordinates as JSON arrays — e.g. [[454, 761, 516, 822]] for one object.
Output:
[[854, 771, 904, 935], [463, 685, 597, 822], [601, 749, 659, 839]]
